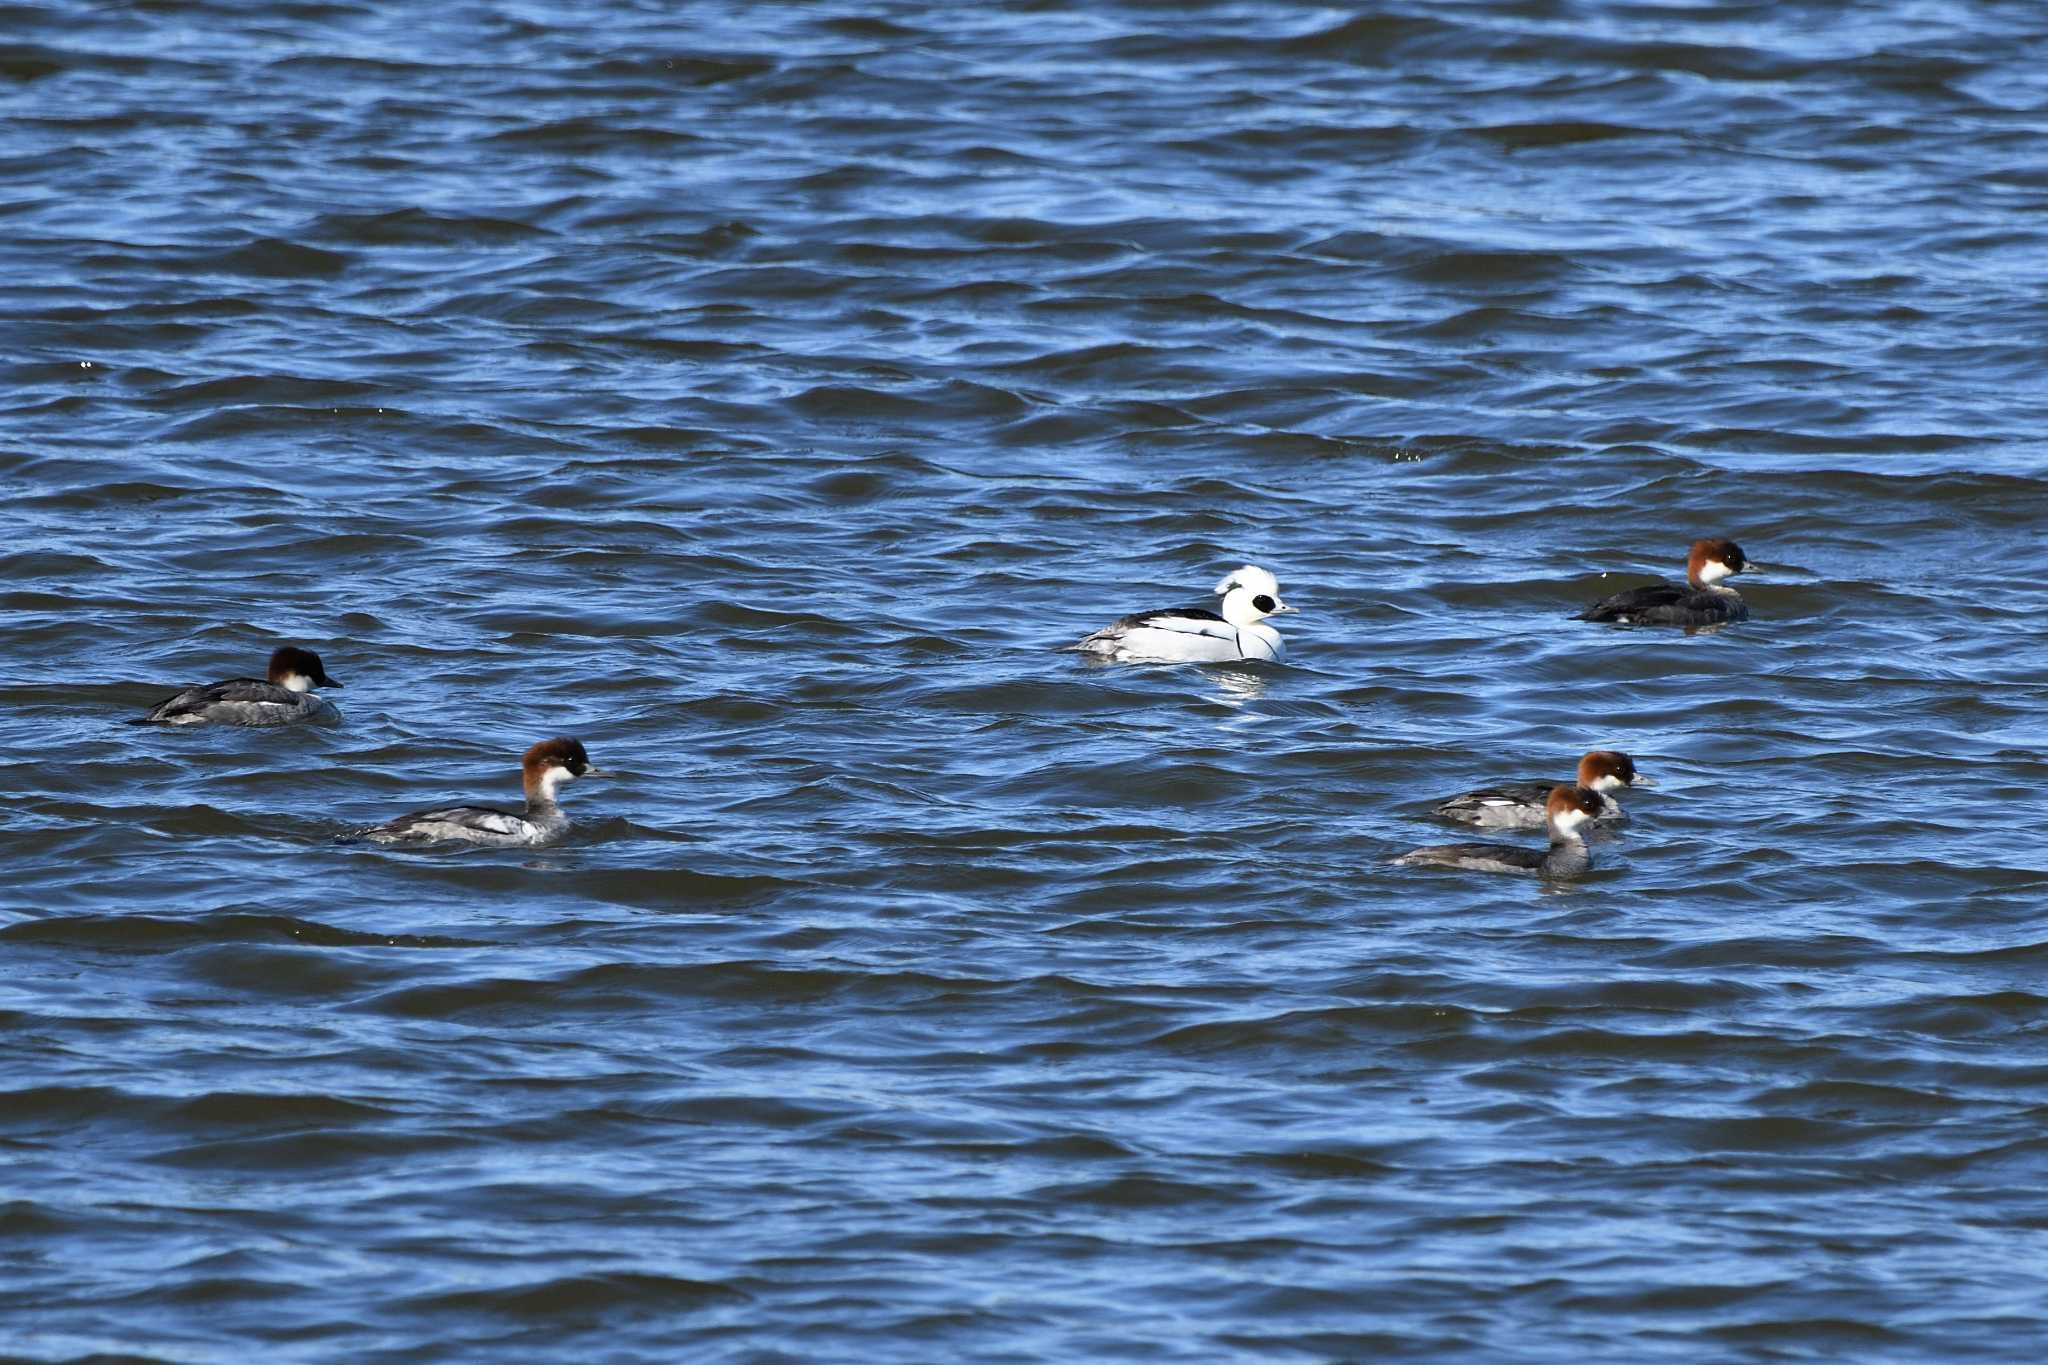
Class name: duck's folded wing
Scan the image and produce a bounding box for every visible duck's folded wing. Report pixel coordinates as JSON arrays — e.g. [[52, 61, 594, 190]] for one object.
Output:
[[376, 806, 528, 839], [1116, 606, 1236, 640], [1435, 780, 1551, 814], [202, 679, 296, 705], [1578, 582, 1685, 622], [142, 676, 282, 720], [1394, 842, 1546, 872]]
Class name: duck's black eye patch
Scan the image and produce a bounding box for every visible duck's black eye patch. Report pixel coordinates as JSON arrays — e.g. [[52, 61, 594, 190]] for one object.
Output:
[[1252, 594, 1275, 613], [569, 758, 589, 776]]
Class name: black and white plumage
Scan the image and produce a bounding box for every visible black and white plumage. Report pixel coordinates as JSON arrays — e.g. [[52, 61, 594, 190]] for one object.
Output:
[[351, 737, 601, 849], [138, 646, 343, 727], [1578, 538, 1753, 628], [1432, 750, 1649, 831], [1394, 784, 1607, 880], [1071, 565, 1297, 663]]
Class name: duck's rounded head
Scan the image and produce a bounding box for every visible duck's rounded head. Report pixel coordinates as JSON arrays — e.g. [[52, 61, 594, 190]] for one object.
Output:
[[268, 646, 342, 692], [1544, 783, 1606, 840], [1687, 538, 1749, 587], [522, 737, 600, 802], [1214, 564, 1297, 626], [1577, 750, 1642, 795]]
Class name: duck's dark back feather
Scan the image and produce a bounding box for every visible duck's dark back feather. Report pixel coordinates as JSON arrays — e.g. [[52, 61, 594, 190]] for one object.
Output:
[[1119, 605, 1227, 629], [1397, 842, 1547, 872], [1579, 582, 1744, 626], [142, 677, 286, 722]]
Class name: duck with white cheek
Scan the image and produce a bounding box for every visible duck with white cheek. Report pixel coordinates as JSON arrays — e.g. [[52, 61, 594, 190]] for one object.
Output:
[[1579, 537, 1755, 628], [138, 646, 343, 727], [1072, 565, 1298, 663], [1431, 749, 1651, 830], [351, 738, 602, 848], [1394, 784, 1607, 880]]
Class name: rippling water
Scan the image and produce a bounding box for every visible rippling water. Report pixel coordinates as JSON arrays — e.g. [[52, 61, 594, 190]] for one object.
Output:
[[5, 1, 2048, 1359]]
